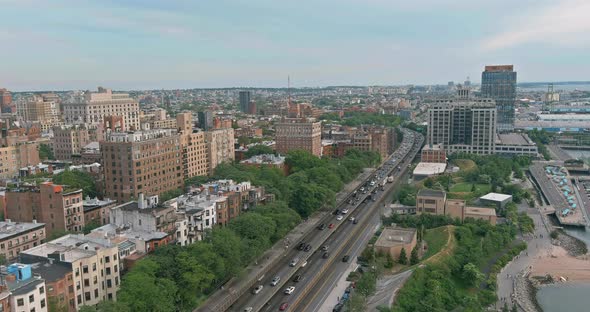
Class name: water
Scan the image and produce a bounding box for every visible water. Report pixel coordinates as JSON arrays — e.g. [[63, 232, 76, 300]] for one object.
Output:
[[537, 283, 590, 312], [536, 227, 590, 311]]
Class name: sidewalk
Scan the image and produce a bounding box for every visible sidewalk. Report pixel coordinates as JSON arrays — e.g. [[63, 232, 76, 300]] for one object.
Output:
[[197, 167, 376, 312]]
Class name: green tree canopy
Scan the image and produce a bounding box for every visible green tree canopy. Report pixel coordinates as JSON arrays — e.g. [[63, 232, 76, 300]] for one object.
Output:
[[53, 170, 98, 198]]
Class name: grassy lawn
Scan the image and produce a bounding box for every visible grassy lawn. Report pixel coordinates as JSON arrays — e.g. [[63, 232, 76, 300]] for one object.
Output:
[[453, 159, 477, 171], [450, 182, 490, 193], [423, 225, 452, 260]]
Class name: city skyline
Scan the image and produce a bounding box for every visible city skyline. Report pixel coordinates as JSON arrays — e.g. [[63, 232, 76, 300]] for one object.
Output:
[[2, 0, 590, 91]]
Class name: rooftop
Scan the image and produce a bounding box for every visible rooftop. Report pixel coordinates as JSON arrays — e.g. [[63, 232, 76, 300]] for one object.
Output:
[[240, 154, 285, 165], [417, 188, 446, 198], [464, 206, 496, 217], [0, 221, 45, 241], [480, 193, 512, 202], [22, 234, 114, 263], [497, 133, 533, 146], [375, 227, 416, 248], [413, 162, 447, 176], [88, 224, 168, 243], [83, 197, 117, 212]]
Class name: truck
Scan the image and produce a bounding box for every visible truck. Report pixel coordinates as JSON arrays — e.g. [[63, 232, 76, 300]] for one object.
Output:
[[387, 175, 394, 183]]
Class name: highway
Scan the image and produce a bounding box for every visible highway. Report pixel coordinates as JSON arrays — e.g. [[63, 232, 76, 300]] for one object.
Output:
[[228, 129, 423, 312]]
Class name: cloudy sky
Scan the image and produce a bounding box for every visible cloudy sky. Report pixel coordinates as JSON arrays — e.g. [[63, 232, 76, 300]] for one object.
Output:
[[1, 0, 589, 90]]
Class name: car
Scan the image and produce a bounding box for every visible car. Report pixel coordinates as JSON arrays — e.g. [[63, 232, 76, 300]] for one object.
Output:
[[342, 255, 350, 262], [336, 215, 344, 221], [328, 223, 335, 229], [370, 181, 376, 186], [341, 208, 349, 214], [321, 245, 329, 251], [353, 219, 358, 224], [284, 286, 295, 295], [297, 242, 306, 251], [301, 260, 308, 267], [318, 223, 326, 230], [244, 308, 253, 312], [349, 217, 355, 222], [252, 285, 263, 294], [289, 258, 299, 267], [279, 302, 289, 311], [323, 252, 330, 259], [359, 187, 365, 193], [271, 276, 281, 286], [332, 209, 340, 215], [304, 244, 312, 252], [293, 274, 303, 282]]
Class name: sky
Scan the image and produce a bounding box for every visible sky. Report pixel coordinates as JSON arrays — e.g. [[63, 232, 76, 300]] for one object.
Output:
[[1, 0, 589, 91]]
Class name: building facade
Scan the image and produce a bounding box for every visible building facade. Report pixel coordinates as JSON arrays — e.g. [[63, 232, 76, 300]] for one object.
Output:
[[205, 128, 235, 174], [62, 87, 140, 130], [52, 125, 95, 161], [428, 89, 497, 155], [275, 119, 322, 157], [416, 189, 446, 215], [239, 91, 251, 113], [0, 221, 46, 261], [4, 264, 47, 312], [177, 112, 208, 178], [18, 94, 60, 132], [100, 129, 183, 202], [5, 183, 84, 236], [481, 65, 516, 132]]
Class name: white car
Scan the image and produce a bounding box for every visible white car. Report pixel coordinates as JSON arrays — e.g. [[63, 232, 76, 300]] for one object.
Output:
[[252, 285, 263, 294], [289, 258, 299, 267], [301, 260, 308, 267], [284, 286, 295, 295], [341, 208, 349, 214], [271, 276, 281, 286], [336, 215, 344, 221]]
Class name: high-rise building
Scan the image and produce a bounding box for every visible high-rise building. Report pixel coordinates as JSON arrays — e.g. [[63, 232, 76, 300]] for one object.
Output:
[[481, 65, 516, 132], [18, 94, 61, 131], [197, 111, 213, 130], [0, 88, 13, 113], [239, 91, 251, 113], [428, 89, 497, 155], [62, 87, 140, 130], [205, 128, 235, 174], [101, 129, 183, 202], [177, 112, 208, 178], [275, 119, 322, 157]]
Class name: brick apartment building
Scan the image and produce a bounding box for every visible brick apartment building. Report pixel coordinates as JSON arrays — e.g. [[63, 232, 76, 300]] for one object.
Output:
[[275, 118, 322, 157], [5, 182, 84, 236], [205, 128, 235, 174], [177, 112, 208, 178], [52, 125, 102, 161], [100, 129, 183, 202]]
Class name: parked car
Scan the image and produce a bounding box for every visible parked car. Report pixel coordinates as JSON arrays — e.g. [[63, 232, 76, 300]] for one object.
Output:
[[252, 285, 263, 294], [280, 303, 289, 311], [318, 223, 326, 230], [284, 286, 295, 295], [328, 223, 335, 229], [341, 208, 349, 214], [271, 276, 281, 286], [301, 260, 308, 267], [304, 244, 311, 252], [336, 215, 344, 221], [289, 258, 299, 267]]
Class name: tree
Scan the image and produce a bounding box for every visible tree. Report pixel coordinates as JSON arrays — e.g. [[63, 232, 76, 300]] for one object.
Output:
[[410, 246, 419, 265], [83, 220, 101, 234], [502, 302, 509, 312], [159, 189, 183, 202], [53, 170, 98, 198], [471, 183, 476, 192], [79, 301, 130, 312], [511, 304, 518, 312], [244, 144, 274, 158], [39, 143, 54, 160], [462, 263, 485, 287], [117, 260, 177, 312], [398, 247, 408, 265], [385, 253, 394, 269], [184, 175, 209, 187]]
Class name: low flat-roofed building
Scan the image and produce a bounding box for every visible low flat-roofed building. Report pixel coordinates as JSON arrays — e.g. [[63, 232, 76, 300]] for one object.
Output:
[[464, 206, 497, 225], [413, 162, 447, 180], [374, 227, 417, 260], [494, 133, 539, 157], [240, 154, 286, 174], [416, 189, 446, 215], [480, 192, 513, 209], [421, 143, 446, 163], [0, 220, 46, 261], [83, 197, 116, 227]]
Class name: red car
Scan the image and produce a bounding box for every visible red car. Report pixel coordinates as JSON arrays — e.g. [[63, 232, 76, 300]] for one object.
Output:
[[328, 223, 335, 229], [279, 302, 289, 311]]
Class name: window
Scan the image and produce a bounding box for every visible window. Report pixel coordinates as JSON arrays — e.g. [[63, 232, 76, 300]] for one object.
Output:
[[39, 286, 44, 294], [85, 292, 91, 301], [29, 294, 34, 302], [105, 256, 110, 263], [92, 263, 97, 271], [107, 279, 112, 288], [68, 285, 74, 294], [17, 298, 24, 306], [40, 299, 46, 308], [83, 265, 88, 274], [94, 289, 99, 298], [84, 279, 89, 287], [114, 265, 118, 273], [94, 276, 98, 284], [77, 295, 82, 304], [106, 267, 111, 275]]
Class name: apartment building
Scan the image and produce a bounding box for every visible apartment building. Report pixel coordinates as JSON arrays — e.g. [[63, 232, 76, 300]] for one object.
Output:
[[0, 142, 40, 179], [428, 89, 497, 155], [275, 119, 322, 157], [205, 128, 235, 174], [2, 264, 47, 312], [0, 88, 12, 113], [5, 182, 84, 236], [52, 125, 98, 161], [169, 193, 220, 243], [82, 197, 116, 227], [21, 234, 120, 308], [100, 129, 183, 202], [0, 221, 46, 261], [177, 112, 208, 178], [62, 87, 140, 130], [30, 261, 75, 312], [17, 94, 60, 132]]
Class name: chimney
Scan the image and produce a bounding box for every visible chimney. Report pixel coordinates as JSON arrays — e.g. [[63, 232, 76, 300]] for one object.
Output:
[[138, 193, 145, 209]]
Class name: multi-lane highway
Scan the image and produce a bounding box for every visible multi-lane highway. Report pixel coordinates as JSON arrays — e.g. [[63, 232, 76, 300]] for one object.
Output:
[[228, 128, 423, 312]]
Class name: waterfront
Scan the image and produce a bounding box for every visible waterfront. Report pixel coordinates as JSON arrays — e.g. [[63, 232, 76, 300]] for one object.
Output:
[[537, 283, 590, 312]]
